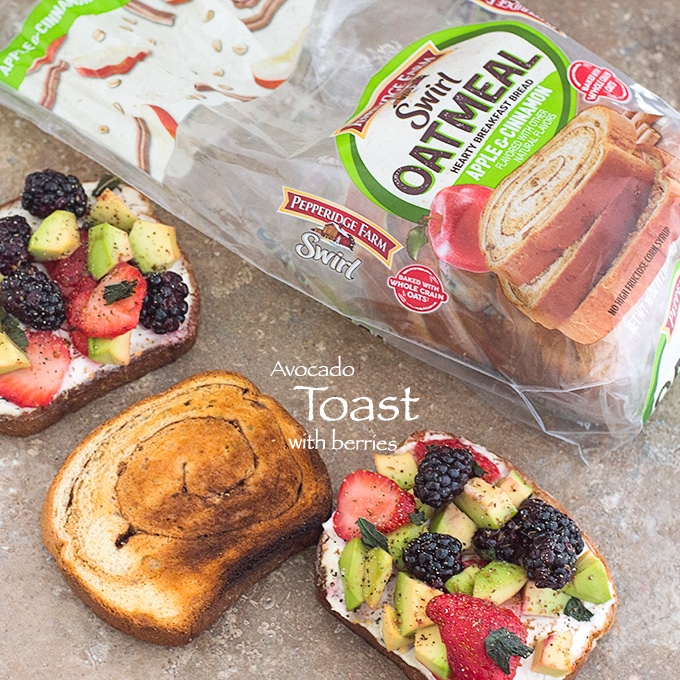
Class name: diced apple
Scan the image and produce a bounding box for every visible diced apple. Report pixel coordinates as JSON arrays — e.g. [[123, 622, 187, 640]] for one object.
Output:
[[531, 630, 575, 677]]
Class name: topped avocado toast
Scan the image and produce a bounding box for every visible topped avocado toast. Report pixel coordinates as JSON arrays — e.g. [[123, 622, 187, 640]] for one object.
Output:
[[316, 431, 616, 680]]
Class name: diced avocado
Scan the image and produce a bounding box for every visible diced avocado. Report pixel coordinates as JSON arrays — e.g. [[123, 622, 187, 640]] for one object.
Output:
[[129, 219, 181, 273], [394, 571, 440, 637], [497, 470, 533, 508], [87, 331, 132, 365], [444, 564, 480, 595], [521, 581, 571, 617], [429, 503, 478, 549], [562, 551, 612, 604], [89, 188, 138, 231], [0, 331, 30, 374], [413, 493, 435, 520], [531, 630, 575, 677], [87, 222, 134, 280], [381, 603, 413, 652], [473, 561, 527, 604], [28, 210, 80, 261], [363, 546, 393, 609], [338, 537, 367, 611], [414, 625, 450, 680], [374, 451, 418, 490], [386, 522, 423, 570], [454, 477, 517, 529]]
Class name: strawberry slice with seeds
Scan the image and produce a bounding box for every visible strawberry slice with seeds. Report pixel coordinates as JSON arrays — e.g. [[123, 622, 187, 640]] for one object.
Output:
[[427, 593, 532, 680], [44, 243, 96, 300], [332, 469, 416, 540], [69, 262, 147, 339], [0, 331, 70, 407], [415, 438, 501, 484]]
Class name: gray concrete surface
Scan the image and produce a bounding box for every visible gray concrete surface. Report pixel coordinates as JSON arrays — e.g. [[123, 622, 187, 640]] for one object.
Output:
[[0, 2, 678, 678]]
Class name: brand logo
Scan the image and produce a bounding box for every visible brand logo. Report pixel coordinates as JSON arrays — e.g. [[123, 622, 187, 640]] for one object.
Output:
[[279, 187, 402, 267], [335, 42, 445, 139], [469, 0, 553, 28]]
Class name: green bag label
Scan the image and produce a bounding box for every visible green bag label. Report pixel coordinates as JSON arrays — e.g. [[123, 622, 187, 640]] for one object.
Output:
[[336, 22, 574, 223], [0, 0, 128, 88]]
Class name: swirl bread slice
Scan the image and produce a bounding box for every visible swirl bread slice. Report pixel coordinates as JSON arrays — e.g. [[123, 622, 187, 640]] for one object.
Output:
[[480, 106, 648, 285], [316, 431, 616, 680], [497, 168, 655, 330], [42, 371, 332, 645], [558, 146, 680, 344]]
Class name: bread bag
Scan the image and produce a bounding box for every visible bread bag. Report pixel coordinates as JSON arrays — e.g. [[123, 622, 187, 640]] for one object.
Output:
[[0, 171, 200, 436], [42, 370, 333, 645], [3, 1, 680, 451], [316, 431, 616, 679]]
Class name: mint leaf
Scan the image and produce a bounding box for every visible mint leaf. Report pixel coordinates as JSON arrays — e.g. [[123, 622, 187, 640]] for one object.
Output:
[[410, 510, 427, 526], [406, 224, 429, 260], [1, 309, 28, 350], [565, 597, 593, 622], [471, 459, 486, 477], [103, 280, 137, 304], [93, 174, 122, 197], [485, 628, 533, 674], [356, 518, 389, 551]]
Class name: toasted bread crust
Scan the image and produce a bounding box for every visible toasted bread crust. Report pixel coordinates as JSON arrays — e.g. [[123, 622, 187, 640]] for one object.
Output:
[[42, 371, 333, 645], [316, 430, 617, 680]]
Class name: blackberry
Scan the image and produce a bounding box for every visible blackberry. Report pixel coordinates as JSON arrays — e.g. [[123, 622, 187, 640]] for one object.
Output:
[[473, 522, 525, 563], [413, 444, 475, 508], [403, 532, 463, 590], [522, 532, 577, 589], [21, 169, 88, 218], [516, 498, 584, 554], [0, 264, 66, 330], [0, 215, 32, 274], [139, 271, 189, 334]]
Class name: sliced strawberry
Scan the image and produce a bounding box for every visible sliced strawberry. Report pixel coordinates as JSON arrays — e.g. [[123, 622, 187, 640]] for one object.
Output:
[[0, 331, 70, 407], [44, 243, 96, 300], [414, 438, 501, 484], [333, 469, 416, 540], [69, 328, 90, 357], [427, 593, 531, 680], [69, 262, 147, 339]]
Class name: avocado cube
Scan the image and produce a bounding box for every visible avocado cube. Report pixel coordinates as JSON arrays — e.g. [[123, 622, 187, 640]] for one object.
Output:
[[386, 522, 423, 570], [394, 571, 440, 636], [374, 451, 418, 490], [381, 603, 414, 652], [429, 503, 478, 549], [444, 564, 480, 595], [497, 470, 533, 508], [28, 210, 80, 261], [0, 331, 30, 374], [338, 537, 367, 611], [521, 581, 571, 617], [89, 188, 138, 232], [473, 560, 527, 604], [414, 625, 450, 680], [87, 222, 134, 280], [129, 219, 181, 273], [562, 551, 612, 604], [454, 477, 517, 529], [88, 331, 132, 365], [363, 546, 393, 609]]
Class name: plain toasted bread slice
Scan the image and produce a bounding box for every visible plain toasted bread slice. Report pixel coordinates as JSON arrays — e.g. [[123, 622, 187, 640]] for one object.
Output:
[[42, 370, 333, 645], [480, 106, 646, 285]]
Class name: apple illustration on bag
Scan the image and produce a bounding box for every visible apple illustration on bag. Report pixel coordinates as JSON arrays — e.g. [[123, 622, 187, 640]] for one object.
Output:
[[407, 184, 492, 272]]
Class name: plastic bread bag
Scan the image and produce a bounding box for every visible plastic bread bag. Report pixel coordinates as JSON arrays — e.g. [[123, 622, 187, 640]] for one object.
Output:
[[1, 0, 680, 454]]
